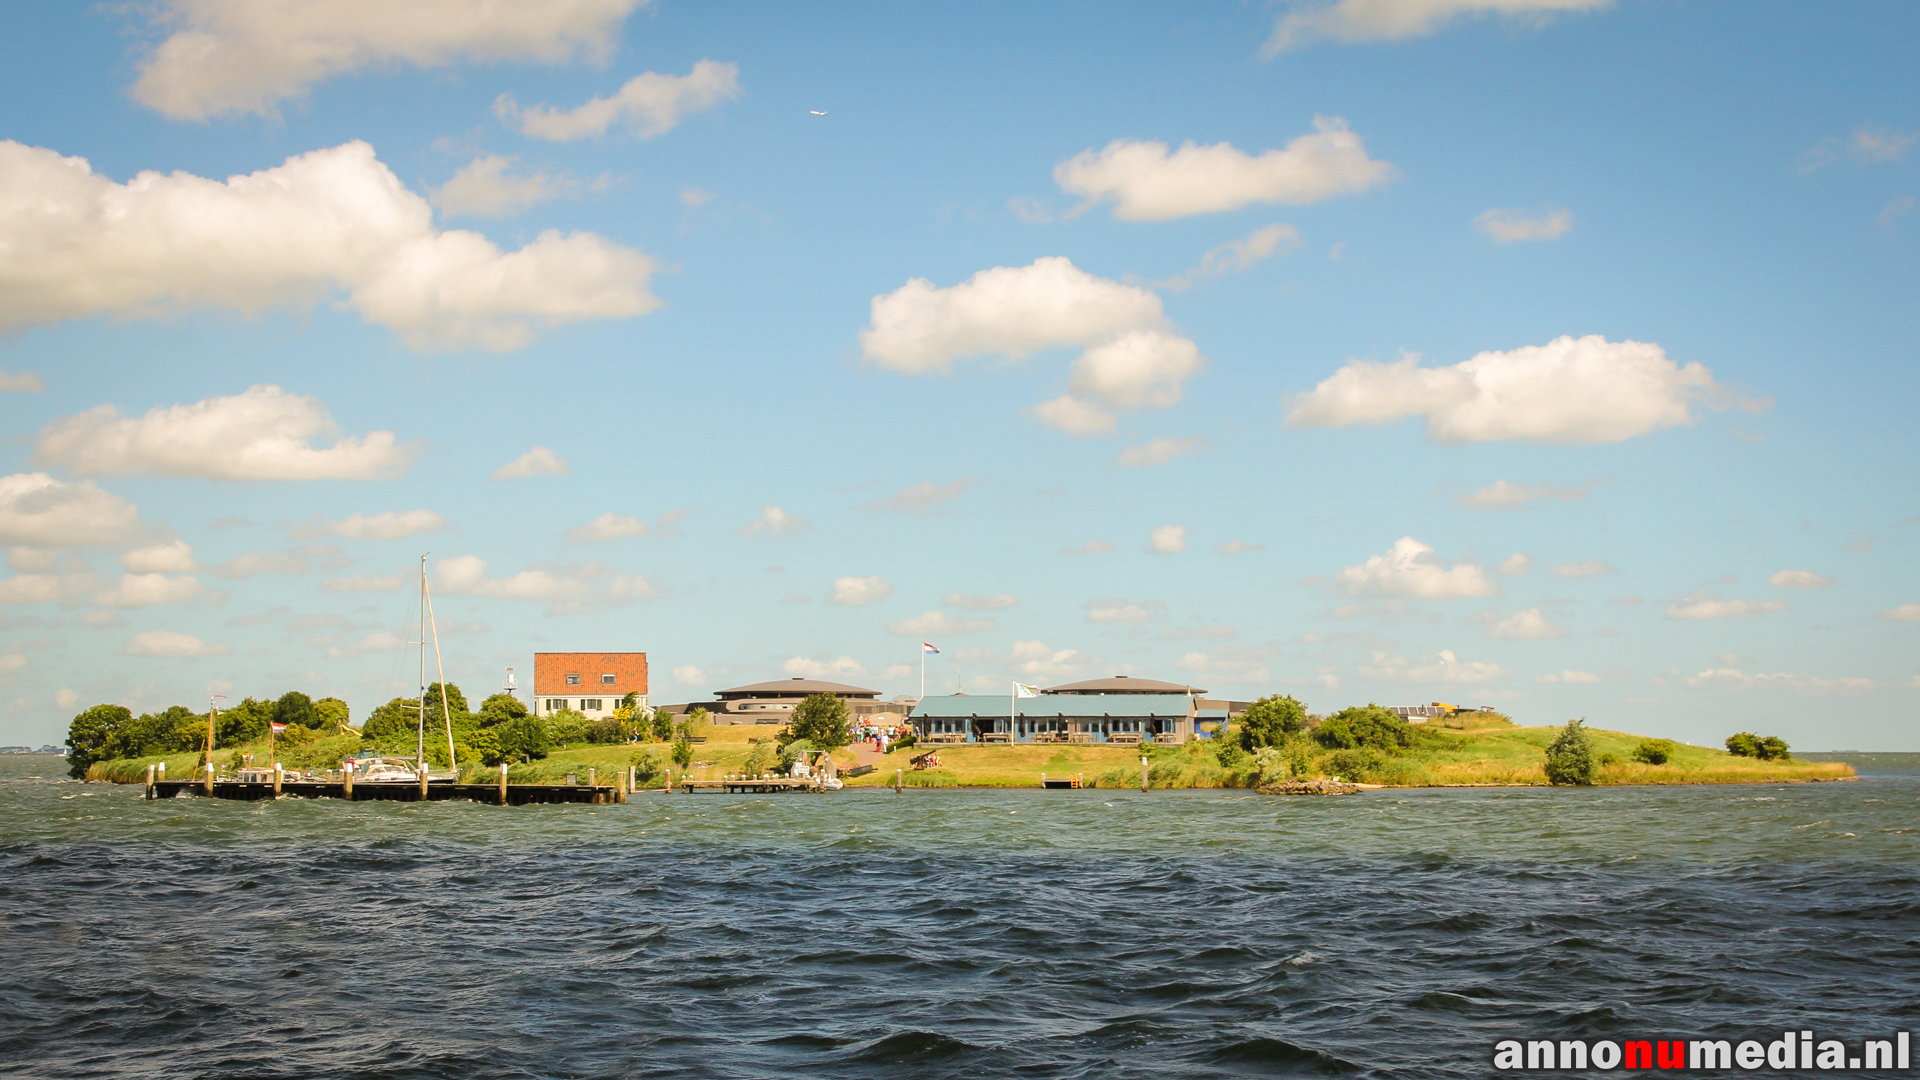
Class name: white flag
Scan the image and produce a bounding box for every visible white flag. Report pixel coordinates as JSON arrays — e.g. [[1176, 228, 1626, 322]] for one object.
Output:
[[1012, 682, 1040, 698]]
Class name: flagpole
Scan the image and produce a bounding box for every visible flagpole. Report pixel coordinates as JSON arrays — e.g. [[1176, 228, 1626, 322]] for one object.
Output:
[[920, 647, 925, 702], [1009, 680, 1015, 744]]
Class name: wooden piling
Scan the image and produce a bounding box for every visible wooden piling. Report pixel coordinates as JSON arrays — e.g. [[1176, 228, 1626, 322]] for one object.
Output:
[[204, 758, 214, 795], [498, 762, 508, 806], [588, 767, 596, 789], [146, 763, 155, 799], [418, 767, 428, 800], [273, 763, 283, 796], [895, 768, 902, 793], [1040, 771, 1046, 787], [343, 765, 353, 799], [1141, 755, 1148, 792]]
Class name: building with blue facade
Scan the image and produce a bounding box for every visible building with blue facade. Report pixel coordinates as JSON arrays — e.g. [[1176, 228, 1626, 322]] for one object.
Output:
[[909, 682, 1230, 745]]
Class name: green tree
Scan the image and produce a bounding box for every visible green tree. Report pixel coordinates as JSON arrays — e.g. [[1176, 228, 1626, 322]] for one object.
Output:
[[215, 698, 270, 747], [424, 682, 470, 722], [109, 705, 200, 759], [272, 691, 320, 731], [66, 704, 131, 778], [362, 697, 421, 741], [671, 726, 695, 770], [495, 714, 550, 762], [1756, 735, 1791, 761], [476, 693, 529, 727], [1313, 705, 1414, 753], [649, 707, 674, 742], [631, 748, 664, 787], [1238, 695, 1308, 751], [1631, 738, 1677, 765], [1544, 718, 1596, 785], [779, 693, 850, 751], [315, 697, 351, 733], [1725, 732, 1761, 758], [465, 728, 505, 766]]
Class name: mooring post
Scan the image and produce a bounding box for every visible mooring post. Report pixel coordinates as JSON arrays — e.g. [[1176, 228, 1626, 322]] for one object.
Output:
[[1040, 771, 1046, 788], [204, 757, 214, 795], [273, 763, 283, 797], [588, 767, 596, 790], [1141, 755, 1149, 793], [666, 769, 673, 794], [157, 761, 165, 789], [146, 763, 155, 799], [498, 762, 508, 806], [418, 766, 428, 800], [628, 764, 636, 794], [1078, 772, 1084, 789], [895, 768, 902, 794], [343, 763, 353, 800]]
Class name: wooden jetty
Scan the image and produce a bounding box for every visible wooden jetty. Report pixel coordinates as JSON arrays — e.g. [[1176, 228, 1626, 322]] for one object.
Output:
[[679, 775, 827, 794], [1041, 772, 1086, 789], [150, 779, 624, 805]]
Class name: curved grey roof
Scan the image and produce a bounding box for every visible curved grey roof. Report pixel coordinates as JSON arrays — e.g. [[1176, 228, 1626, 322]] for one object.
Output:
[[1042, 675, 1207, 695], [715, 677, 881, 699]]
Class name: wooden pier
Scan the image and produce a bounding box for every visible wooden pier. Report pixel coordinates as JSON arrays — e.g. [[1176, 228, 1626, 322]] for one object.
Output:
[[150, 779, 624, 805], [678, 776, 826, 794]]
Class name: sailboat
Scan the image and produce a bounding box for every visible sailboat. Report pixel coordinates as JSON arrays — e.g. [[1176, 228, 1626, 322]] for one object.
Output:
[[351, 556, 459, 784]]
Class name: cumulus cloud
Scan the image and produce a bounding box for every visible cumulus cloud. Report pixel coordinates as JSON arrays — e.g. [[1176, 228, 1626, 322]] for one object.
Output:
[[321, 572, 406, 593], [1680, 667, 1877, 694], [1361, 648, 1506, 684], [325, 630, 407, 658], [1288, 336, 1762, 444], [1537, 670, 1602, 684], [433, 554, 652, 614], [131, 0, 648, 120], [565, 513, 648, 543], [496, 59, 741, 141], [1551, 559, 1615, 578], [0, 571, 101, 605], [292, 510, 448, 541], [1156, 224, 1301, 290], [1474, 207, 1573, 243], [1087, 598, 1168, 624], [1147, 525, 1189, 554], [672, 665, 707, 687], [1335, 537, 1498, 599], [1264, 0, 1612, 54], [784, 655, 867, 680], [0, 474, 146, 547], [1799, 126, 1916, 172], [886, 610, 995, 636], [90, 573, 207, 608], [1498, 554, 1532, 576], [430, 154, 591, 218], [1219, 540, 1265, 555], [1481, 607, 1569, 640], [1053, 118, 1392, 220], [859, 257, 1204, 435], [740, 505, 809, 537], [121, 540, 196, 573], [0, 140, 660, 350], [492, 446, 569, 480], [0, 372, 44, 392], [1769, 570, 1834, 589], [1116, 436, 1205, 469], [35, 385, 417, 482], [1665, 591, 1788, 620], [945, 592, 1017, 610], [829, 576, 892, 607], [1456, 479, 1590, 509], [124, 630, 229, 657], [861, 478, 977, 515], [1879, 603, 1920, 622], [1174, 646, 1274, 685], [208, 551, 314, 579], [996, 640, 1097, 682], [1061, 539, 1115, 556]]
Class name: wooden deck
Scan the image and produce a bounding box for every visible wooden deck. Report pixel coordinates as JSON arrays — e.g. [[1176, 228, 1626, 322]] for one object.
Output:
[[678, 776, 826, 794], [150, 780, 624, 805]]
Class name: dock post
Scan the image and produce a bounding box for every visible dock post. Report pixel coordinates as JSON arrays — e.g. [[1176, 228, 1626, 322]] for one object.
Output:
[[157, 761, 165, 789], [666, 770, 673, 794], [895, 768, 902, 794], [343, 765, 353, 800], [499, 762, 508, 806], [146, 763, 155, 799], [204, 758, 214, 795], [1141, 755, 1148, 793], [1078, 772, 1084, 790], [628, 764, 636, 795], [418, 767, 428, 800], [1041, 772, 1046, 788], [273, 763, 283, 797], [588, 767, 596, 790]]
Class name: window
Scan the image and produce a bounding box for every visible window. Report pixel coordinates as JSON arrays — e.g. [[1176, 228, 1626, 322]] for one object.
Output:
[[565, 673, 580, 685], [547, 699, 568, 712], [601, 673, 616, 685], [582, 699, 604, 712]]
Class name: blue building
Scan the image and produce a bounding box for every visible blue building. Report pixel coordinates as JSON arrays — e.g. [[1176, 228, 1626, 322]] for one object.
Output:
[[909, 679, 1229, 745]]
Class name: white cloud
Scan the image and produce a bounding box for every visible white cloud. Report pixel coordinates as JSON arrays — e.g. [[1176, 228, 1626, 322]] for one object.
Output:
[[859, 257, 1204, 436], [1335, 537, 1497, 599], [1087, 598, 1168, 624], [0, 474, 146, 547], [1287, 335, 1757, 444], [1361, 648, 1507, 684], [1769, 570, 1834, 589], [1264, 0, 1611, 54], [1005, 640, 1098, 681], [34, 385, 418, 482], [497, 59, 741, 141], [293, 510, 448, 541], [1147, 525, 1189, 554], [430, 154, 585, 218], [672, 665, 707, 687], [565, 513, 648, 543], [124, 630, 229, 657], [1799, 126, 1917, 172], [209, 551, 313, 579], [320, 572, 406, 593], [1551, 559, 1616, 578], [1220, 540, 1265, 555], [132, 0, 648, 120], [740, 505, 810, 537], [1665, 591, 1788, 620], [1680, 667, 1877, 694], [0, 572, 100, 605], [0, 140, 660, 351], [944, 592, 1017, 610], [492, 446, 569, 480], [1116, 436, 1205, 468], [886, 610, 995, 636], [1498, 553, 1532, 576], [1474, 207, 1573, 243], [783, 655, 867, 680], [1158, 223, 1302, 290], [93, 573, 207, 608], [1007, 195, 1055, 224], [1457, 479, 1590, 509], [829, 576, 893, 607], [324, 630, 407, 658], [1482, 607, 1569, 640], [1537, 670, 1602, 683], [121, 540, 197, 574], [1052, 118, 1392, 221], [1880, 603, 1920, 622], [433, 554, 652, 614], [861, 478, 977, 515], [1174, 646, 1275, 685], [1061, 540, 1115, 556], [1879, 195, 1914, 228], [680, 188, 715, 208], [0, 372, 44, 392], [56, 688, 78, 708]]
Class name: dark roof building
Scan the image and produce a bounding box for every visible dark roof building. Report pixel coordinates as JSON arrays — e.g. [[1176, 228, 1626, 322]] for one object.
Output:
[[715, 678, 880, 701], [1042, 675, 1208, 695], [910, 692, 1221, 745], [666, 676, 908, 725]]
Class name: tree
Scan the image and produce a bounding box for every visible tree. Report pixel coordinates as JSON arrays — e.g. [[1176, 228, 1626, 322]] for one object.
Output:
[[495, 714, 549, 762], [780, 693, 850, 751], [424, 682, 470, 722], [1238, 695, 1308, 751], [272, 691, 320, 731], [362, 697, 421, 741], [1725, 732, 1762, 758], [1756, 735, 1791, 761], [1544, 719, 1595, 785], [66, 704, 131, 778], [1313, 705, 1414, 753], [476, 693, 529, 728], [315, 697, 351, 733], [1631, 738, 1676, 765], [215, 698, 270, 747], [108, 705, 200, 759], [671, 727, 695, 770], [650, 707, 674, 742]]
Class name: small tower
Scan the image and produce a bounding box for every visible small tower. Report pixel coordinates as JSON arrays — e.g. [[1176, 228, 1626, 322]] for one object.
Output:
[[504, 665, 518, 702]]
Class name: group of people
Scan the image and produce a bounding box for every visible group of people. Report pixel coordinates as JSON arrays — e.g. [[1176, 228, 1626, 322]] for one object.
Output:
[[853, 721, 906, 754]]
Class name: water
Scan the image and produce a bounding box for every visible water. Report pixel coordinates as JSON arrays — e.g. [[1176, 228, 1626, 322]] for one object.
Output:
[[4, 756, 1917, 1078]]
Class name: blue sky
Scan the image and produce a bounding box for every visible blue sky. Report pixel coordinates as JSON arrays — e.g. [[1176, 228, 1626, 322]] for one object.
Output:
[[1, 0, 1915, 749]]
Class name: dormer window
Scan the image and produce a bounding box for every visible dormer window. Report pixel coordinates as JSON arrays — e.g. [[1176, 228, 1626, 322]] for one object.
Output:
[[602, 674, 616, 684], [566, 673, 580, 685]]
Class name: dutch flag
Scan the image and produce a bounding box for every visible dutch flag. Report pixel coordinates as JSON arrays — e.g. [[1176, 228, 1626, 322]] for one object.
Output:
[[269, 722, 287, 734], [922, 642, 939, 655]]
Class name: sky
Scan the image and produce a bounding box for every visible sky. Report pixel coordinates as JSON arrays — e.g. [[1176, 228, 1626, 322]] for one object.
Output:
[[0, 0, 1915, 751]]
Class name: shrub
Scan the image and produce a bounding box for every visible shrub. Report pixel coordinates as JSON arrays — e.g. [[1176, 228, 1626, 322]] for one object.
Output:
[[66, 704, 132, 778], [650, 708, 674, 742], [1326, 747, 1386, 782], [778, 738, 815, 773], [1631, 738, 1677, 765], [545, 709, 591, 746], [586, 718, 631, 745], [1280, 734, 1318, 779], [1314, 705, 1414, 753], [1213, 735, 1247, 768], [1725, 732, 1761, 757], [1544, 719, 1595, 785], [780, 695, 850, 751], [495, 714, 550, 762], [476, 693, 528, 728], [466, 728, 505, 766], [1756, 736, 1791, 761], [632, 751, 664, 787], [742, 743, 775, 775], [671, 727, 695, 770], [1238, 695, 1308, 750]]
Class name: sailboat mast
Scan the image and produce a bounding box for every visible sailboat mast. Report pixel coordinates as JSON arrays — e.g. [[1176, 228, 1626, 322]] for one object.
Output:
[[417, 553, 427, 770]]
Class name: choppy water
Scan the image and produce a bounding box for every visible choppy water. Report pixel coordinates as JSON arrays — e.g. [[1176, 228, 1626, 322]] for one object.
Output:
[[3, 756, 1918, 1079]]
